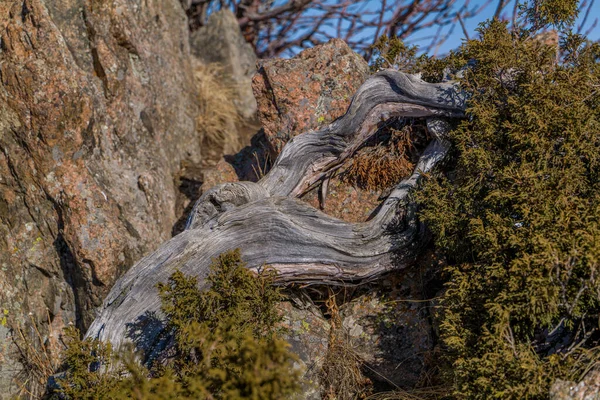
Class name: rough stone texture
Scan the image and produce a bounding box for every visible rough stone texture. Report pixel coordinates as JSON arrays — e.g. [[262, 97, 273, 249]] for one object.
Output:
[[190, 8, 257, 120], [252, 38, 370, 154], [279, 300, 330, 400], [279, 257, 441, 395], [0, 0, 200, 394], [199, 159, 239, 195], [339, 268, 435, 388], [0, 325, 19, 394], [550, 370, 600, 400], [171, 159, 240, 236]]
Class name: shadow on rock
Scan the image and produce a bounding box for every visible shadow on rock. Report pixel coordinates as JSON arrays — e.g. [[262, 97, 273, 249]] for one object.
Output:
[[338, 249, 445, 392], [224, 127, 274, 182], [171, 161, 204, 237]]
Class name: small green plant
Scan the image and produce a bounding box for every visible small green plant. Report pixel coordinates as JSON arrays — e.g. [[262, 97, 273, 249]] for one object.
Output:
[[154, 249, 300, 399], [53, 249, 301, 399], [369, 35, 464, 83], [56, 326, 121, 400], [370, 36, 421, 73]]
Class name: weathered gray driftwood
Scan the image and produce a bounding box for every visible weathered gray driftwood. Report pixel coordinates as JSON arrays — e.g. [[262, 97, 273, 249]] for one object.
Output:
[[86, 70, 466, 352]]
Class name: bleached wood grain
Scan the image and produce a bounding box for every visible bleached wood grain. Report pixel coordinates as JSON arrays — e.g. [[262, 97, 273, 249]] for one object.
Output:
[[86, 70, 466, 353]]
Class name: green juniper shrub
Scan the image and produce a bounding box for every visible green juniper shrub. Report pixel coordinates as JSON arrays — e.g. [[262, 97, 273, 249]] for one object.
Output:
[[154, 249, 300, 399], [368, 1, 600, 398], [54, 249, 300, 399], [412, 15, 600, 400], [524, 0, 579, 30], [56, 326, 122, 400]]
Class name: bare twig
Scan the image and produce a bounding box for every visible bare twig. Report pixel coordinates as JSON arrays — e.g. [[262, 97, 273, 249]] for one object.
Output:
[[182, 0, 494, 58], [577, 0, 596, 35], [457, 12, 470, 40], [181, 0, 599, 57], [494, 0, 508, 19]]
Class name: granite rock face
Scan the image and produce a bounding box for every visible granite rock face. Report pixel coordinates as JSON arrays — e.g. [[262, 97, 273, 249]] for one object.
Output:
[[279, 300, 330, 400], [550, 370, 600, 400], [338, 268, 436, 389], [0, 0, 200, 394], [252, 38, 370, 154]]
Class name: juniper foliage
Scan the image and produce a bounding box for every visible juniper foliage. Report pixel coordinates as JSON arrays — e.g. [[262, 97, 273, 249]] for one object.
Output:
[[54, 249, 300, 399], [408, 10, 600, 400], [371, 1, 600, 398]]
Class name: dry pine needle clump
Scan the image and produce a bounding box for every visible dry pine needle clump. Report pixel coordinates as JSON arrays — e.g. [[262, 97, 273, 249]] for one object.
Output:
[[342, 121, 429, 192]]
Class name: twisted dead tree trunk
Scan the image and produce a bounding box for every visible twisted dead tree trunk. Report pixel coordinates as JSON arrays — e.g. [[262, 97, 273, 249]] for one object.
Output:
[[86, 70, 466, 353]]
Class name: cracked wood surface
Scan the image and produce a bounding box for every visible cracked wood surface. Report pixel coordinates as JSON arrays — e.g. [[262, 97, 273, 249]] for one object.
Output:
[[86, 70, 466, 352]]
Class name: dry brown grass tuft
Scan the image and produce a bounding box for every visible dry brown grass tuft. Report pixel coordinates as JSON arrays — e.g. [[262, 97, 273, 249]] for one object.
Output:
[[341, 122, 429, 192], [364, 386, 449, 400], [193, 60, 241, 159], [13, 310, 64, 399], [320, 291, 372, 400]]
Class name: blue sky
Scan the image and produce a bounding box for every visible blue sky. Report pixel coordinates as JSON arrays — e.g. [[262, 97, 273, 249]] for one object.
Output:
[[277, 0, 600, 57], [425, 0, 600, 55]]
